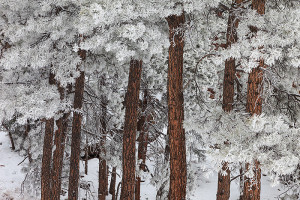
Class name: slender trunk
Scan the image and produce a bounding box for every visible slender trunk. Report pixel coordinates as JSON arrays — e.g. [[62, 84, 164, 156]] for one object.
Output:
[[242, 1, 265, 199], [239, 164, 244, 199], [8, 131, 15, 150], [120, 59, 142, 200], [135, 90, 150, 200], [166, 13, 187, 200], [51, 112, 69, 200], [51, 79, 69, 200], [24, 122, 33, 163], [68, 49, 86, 200], [217, 1, 243, 199], [2, 124, 15, 150], [41, 73, 56, 200], [99, 79, 108, 200], [41, 118, 54, 200], [116, 182, 122, 200], [85, 137, 88, 175], [109, 167, 117, 200]]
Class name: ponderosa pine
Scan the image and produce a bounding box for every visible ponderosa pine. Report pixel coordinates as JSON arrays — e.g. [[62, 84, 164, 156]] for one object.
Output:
[[166, 12, 187, 200], [135, 90, 150, 200], [41, 73, 56, 200], [51, 82, 69, 200], [217, 1, 243, 199], [120, 59, 142, 200], [242, 1, 265, 199], [99, 76, 108, 200], [68, 49, 86, 200]]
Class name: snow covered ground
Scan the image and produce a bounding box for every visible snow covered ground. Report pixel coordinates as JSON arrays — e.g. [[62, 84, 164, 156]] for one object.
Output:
[[0, 132, 38, 200], [0, 132, 285, 200]]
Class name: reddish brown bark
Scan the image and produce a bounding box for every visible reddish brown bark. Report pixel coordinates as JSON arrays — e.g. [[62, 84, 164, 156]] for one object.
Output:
[[120, 59, 142, 200], [50, 113, 69, 200], [252, 0, 265, 15], [166, 13, 187, 200], [68, 49, 86, 200], [41, 73, 56, 200], [217, 1, 243, 199], [41, 118, 54, 200], [135, 90, 150, 200], [243, 63, 264, 200], [243, 161, 261, 200], [109, 167, 117, 200], [99, 84, 108, 200], [217, 162, 231, 200], [50, 78, 69, 200], [242, 1, 265, 199]]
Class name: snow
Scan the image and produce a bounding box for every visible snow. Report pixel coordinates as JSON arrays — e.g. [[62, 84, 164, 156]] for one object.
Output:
[[0, 132, 37, 200], [0, 132, 285, 199]]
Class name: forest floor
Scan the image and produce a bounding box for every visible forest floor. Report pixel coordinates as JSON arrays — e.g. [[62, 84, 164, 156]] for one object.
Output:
[[0, 131, 285, 200]]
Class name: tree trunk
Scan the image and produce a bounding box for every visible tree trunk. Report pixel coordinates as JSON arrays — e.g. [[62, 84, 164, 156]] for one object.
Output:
[[109, 167, 117, 200], [242, 1, 265, 199], [50, 78, 69, 200], [2, 124, 15, 150], [41, 73, 56, 200], [239, 164, 244, 199], [41, 118, 54, 200], [120, 59, 142, 200], [135, 90, 150, 200], [166, 13, 187, 200], [51, 112, 69, 200], [85, 137, 88, 175], [99, 78, 108, 200], [217, 1, 243, 199], [68, 49, 86, 200], [242, 161, 261, 200], [217, 162, 231, 200], [24, 122, 33, 163]]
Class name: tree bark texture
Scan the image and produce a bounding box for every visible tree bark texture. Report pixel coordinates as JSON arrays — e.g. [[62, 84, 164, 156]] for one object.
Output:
[[120, 59, 142, 200], [217, 162, 231, 200], [166, 13, 187, 200], [217, 1, 243, 199], [109, 167, 117, 200], [68, 49, 86, 200], [51, 113, 69, 200], [99, 83, 108, 200], [243, 1, 265, 199], [246, 63, 264, 116], [242, 161, 261, 200], [135, 90, 150, 200], [41, 118, 54, 200], [41, 72, 56, 200]]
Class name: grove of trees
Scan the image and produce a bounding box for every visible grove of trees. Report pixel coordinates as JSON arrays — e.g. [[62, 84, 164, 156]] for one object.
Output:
[[0, 0, 299, 199]]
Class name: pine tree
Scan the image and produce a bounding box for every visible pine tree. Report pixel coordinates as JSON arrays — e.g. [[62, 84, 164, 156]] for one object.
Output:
[[242, 1, 265, 199], [217, 1, 243, 199], [109, 167, 117, 200], [41, 73, 56, 200], [68, 49, 86, 200], [98, 76, 108, 200], [135, 89, 150, 200], [51, 82, 69, 200], [166, 12, 187, 200], [120, 59, 142, 200]]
